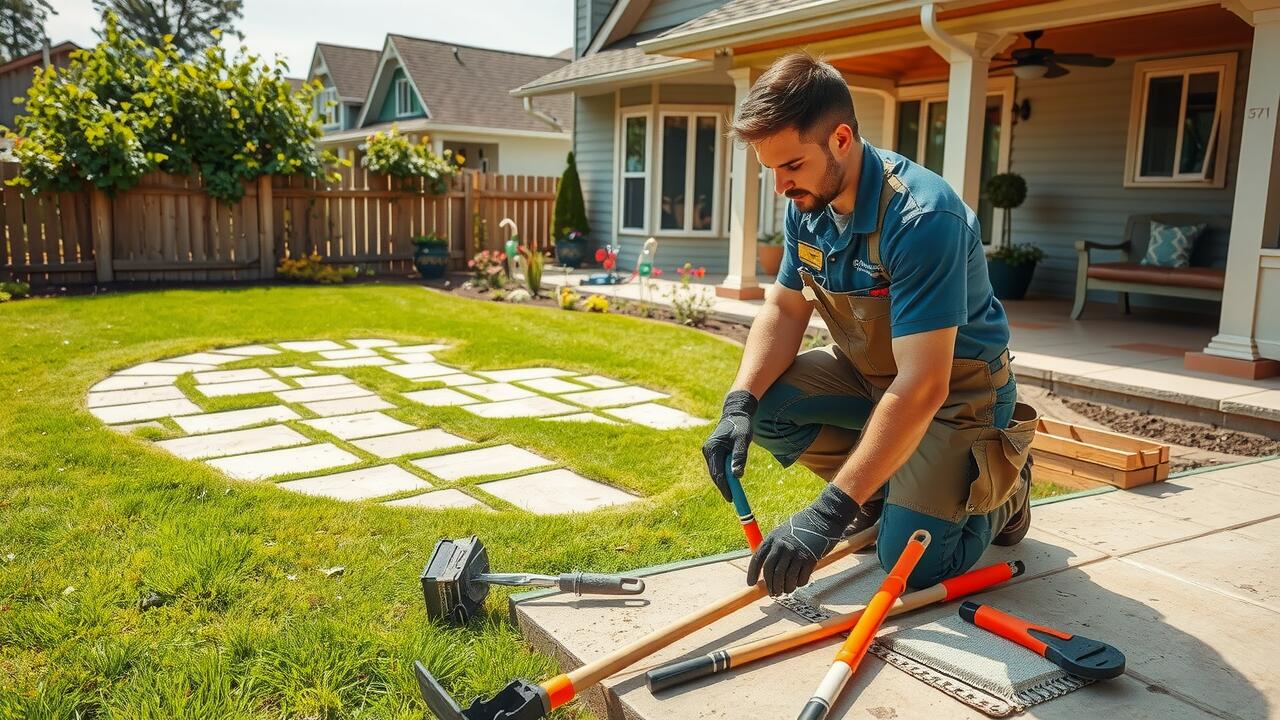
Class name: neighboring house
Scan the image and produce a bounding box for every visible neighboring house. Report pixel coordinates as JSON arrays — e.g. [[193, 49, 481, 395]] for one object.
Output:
[[308, 36, 573, 175], [0, 41, 79, 129], [515, 0, 1280, 378]]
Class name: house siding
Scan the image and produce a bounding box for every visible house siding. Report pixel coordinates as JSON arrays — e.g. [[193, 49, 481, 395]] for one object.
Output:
[[576, 92, 616, 249], [376, 67, 425, 122], [1010, 47, 1249, 310], [634, 0, 726, 34]]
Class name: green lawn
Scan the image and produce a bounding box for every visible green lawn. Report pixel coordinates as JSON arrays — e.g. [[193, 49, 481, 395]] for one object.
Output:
[[0, 284, 1067, 719]]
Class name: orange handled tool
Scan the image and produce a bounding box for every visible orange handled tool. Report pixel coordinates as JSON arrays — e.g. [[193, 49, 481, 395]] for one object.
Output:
[[796, 529, 931, 720], [959, 602, 1125, 680]]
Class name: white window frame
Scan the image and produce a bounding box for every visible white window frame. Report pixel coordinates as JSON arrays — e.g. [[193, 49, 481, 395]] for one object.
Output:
[[394, 77, 414, 118], [654, 108, 725, 237], [315, 86, 339, 129], [1125, 53, 1236, 189], [616, 108, 653, 235]]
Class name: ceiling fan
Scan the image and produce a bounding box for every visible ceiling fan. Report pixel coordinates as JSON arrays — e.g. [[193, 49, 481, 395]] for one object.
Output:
[[990, 30, 1115, 79]]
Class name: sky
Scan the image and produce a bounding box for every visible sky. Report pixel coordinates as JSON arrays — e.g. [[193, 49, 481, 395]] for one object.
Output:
[[45, 0, 575, 76]]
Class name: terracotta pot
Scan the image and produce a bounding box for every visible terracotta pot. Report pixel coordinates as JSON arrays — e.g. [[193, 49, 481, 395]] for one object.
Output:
[[758, 242, 784, 276]]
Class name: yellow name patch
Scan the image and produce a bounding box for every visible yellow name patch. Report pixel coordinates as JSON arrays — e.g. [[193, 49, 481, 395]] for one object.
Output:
[[797, 242, 824, 270]]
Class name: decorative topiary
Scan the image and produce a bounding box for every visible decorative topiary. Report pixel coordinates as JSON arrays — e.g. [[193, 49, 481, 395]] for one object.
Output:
[[984, 172, 1028, 250], [552, 151, 589, 241]]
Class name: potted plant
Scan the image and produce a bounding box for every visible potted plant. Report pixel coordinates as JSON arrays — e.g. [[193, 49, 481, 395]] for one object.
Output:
[[412, 233, 450, 279], [552, 152, 591, 268], [984, 172, 1042, 300], [758, 231, 784, 276]]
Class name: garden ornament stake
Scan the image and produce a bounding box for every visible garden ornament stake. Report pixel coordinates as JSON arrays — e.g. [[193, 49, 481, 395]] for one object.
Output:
[[499, 218, 521, 279], [413, 526, 880, 720], [421, 536, 645, 626]]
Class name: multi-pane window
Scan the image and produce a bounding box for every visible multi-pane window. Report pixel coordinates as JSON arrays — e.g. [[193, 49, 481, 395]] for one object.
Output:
[[315, 86, 338, 127], [1127, 54, 1235, 187], [658, 113, 720, 233], [620, 114, 648, 231], [395, 77, 414, 117]]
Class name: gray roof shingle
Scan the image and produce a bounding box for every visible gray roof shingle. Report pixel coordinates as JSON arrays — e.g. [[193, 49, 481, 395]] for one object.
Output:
[[655, 0, 818, 40], [511, 29, 697, 96], [315, 43, 381, 102], [389, 35, 573, 133]]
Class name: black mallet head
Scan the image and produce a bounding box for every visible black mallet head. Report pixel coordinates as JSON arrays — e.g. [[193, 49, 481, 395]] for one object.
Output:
[[414, 661, 549, 720], [421, 536, 491, 625]]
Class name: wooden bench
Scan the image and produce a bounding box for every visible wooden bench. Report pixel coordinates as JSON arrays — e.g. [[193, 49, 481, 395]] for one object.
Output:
[[1070, 213, 1229, 320]]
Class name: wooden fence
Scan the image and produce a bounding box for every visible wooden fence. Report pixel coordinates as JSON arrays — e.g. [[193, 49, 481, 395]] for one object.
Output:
[[0, 163, 559, 284]]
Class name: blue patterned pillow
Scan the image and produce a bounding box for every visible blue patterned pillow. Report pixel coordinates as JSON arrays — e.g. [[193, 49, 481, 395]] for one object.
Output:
[[1141, 221, 1206, 268]]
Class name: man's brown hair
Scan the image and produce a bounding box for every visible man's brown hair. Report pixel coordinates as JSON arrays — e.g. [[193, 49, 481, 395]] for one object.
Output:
[[728, 53, 858, 145]]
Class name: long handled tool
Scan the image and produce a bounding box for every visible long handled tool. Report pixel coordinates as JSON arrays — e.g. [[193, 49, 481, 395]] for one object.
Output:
[[798, 529, 931, 720], [959, 602, 1126, 680], [724, 456, 763, 551], [421, 536, 645, 625], [645, 559, 1024, 692], [413, 526, 879, 720]]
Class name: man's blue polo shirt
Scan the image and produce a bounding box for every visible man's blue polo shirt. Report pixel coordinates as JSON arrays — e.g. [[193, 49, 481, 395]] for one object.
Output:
[[777, 141, 1010, 364]]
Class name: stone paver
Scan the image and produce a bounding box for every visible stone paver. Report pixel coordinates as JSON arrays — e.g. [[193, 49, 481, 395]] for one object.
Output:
[[348, 338, 398, 348], [387, 344, 450, 354], [1111, 474, 1280, 530], [518, 377, 589, 394], [1194, 461, 1280, 498], [411, 444, 551, 480], [216, 344, 281, 356], [196, 378, 291, 397], [428, 373, 486, 386], [384, 362, 458, 379], [192, 368, 272, 384], [207, 443, 360, 480], [562, 386, 668, 408], [168, 352, 244, 365], [1033, 491, 1211, 556], [270, 366, 316, 377], [478, 367, 576, 382], [293, 374, 356, 388], [276, 384, 373, 404], [462, 396, 581, 419], [301, 395, 395, 417], [1124, 525, 1280, 612], [116, 361, 217, 376], [543, 412, 622, 425], [350, 429, 471, 458], [463, 383, 537, 401], [604, 403, 708, 429], [301, 411, 415, 440], [156, 424, 308, 460], [383, 488, 488, 510], [402, 388, 478, 406], [90, 375, 175, 392], [277, 464, 430, 501], [278, 340, 345, 352], [1222, 389, 1280, 422], [173, 405, 300, 434], [314, 356, 396, 368], [319, 348, 378, 360], [392, 352, 436, 363], [478, 469, 638, 514], [87, 385, 186, 408], [572, 374, 626, 388], [90, 398, 203, 424]]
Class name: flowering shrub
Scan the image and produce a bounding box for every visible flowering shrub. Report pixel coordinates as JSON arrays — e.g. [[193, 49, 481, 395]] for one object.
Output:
[[277, 253, 357, 284], [669, 262, 713, 327], [468, 249, 505, 289], [558, 286, 580, 310], [584, 294, 609, 313], [360, 126, 459, 194]]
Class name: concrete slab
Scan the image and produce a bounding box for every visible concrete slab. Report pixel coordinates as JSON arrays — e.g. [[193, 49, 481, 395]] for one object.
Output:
[[314, 356, 396, 368], [461, 396, 581, 419], [155, 424, 309, 460], [383, 488, 488, 510], [90, 398, 203, 424], [207, 443, 360, 480], [116, 361, 218, 376], [350, 429, 471, 458], [87, 385, 186, 408], [387, 344, 451, 354], [1124, 524, 1280, 612], [167, 352, 245, 365], [216, 344, 281, 356], [562, 386, 669, 408], [574, 374, 626, 388], [427, 373, 486, 387], [347, 338, 398, 348], [319, 348, 379, 359], [196, 378, 291, 397], [1031, 491, 1212, 556], [410, 444, 551, 480], [1201, 461, 1280, 497], [1221, 389, 1280, 422], [277, 464, 430, 501], [1070, 366, 1261, 410], [192, 368, 272, 384], [277, 340, 345, 352], [542, 412, 623, 425], [604, 404, 709, 430], [1109, 473, 1280, 529], [293, 374, 356, 388], [478, 469, 639, 514], [384, 362, 459, 379], [173, 405, 301, 434], [402, 388, 479, 406], [301, 395, 395, 417], [276, 384, 373, 404], [463, 383, 537, 401], [269, 366, 316, 377], [301, 411, 415, 440], [518, 377, 589, 394], [89, 375, 175, 392], [478, 367, 576, 382], [392, 352, 436, 363]]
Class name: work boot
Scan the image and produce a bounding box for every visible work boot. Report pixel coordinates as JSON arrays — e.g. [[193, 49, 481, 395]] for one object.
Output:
[[841, 495, 884, 539], [993, 456, 1033, 547]]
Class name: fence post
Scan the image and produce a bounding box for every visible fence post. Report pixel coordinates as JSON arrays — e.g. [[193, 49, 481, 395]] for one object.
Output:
[[462, 172, 476, 258], [258, 175, 275, 277], [89, 187, 113, 283]]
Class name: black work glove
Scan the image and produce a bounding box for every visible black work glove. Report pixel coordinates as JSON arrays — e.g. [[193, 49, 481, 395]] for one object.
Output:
[[747, 484, 859, 596], [702, 390, 758, 502]]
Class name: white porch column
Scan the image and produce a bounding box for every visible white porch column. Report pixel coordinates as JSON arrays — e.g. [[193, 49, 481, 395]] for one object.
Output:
[[1194, 2, 1280, 378], [925, 31, 1008, 210], [719, 66, 765, 301]]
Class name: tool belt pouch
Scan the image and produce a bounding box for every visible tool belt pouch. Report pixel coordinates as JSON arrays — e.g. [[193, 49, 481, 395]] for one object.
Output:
[[965, 402, 1038, 515]]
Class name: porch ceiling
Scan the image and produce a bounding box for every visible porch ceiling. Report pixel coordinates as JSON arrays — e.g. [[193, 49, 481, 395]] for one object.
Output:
[[829, 5, 1251, 86]]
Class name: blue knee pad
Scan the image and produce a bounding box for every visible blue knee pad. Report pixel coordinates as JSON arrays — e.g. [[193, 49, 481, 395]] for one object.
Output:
[[876, 504, 989, 589]]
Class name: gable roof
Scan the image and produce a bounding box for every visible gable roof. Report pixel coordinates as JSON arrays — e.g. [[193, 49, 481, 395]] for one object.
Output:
[[0, 41, 80, 76], [512, 28, 706, 97], [384, 35, 573, 133], [314, 43, 381, 102]]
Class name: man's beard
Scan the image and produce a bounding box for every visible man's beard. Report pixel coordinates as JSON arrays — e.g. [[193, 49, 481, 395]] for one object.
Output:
[[785, 154, 845, 213]]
